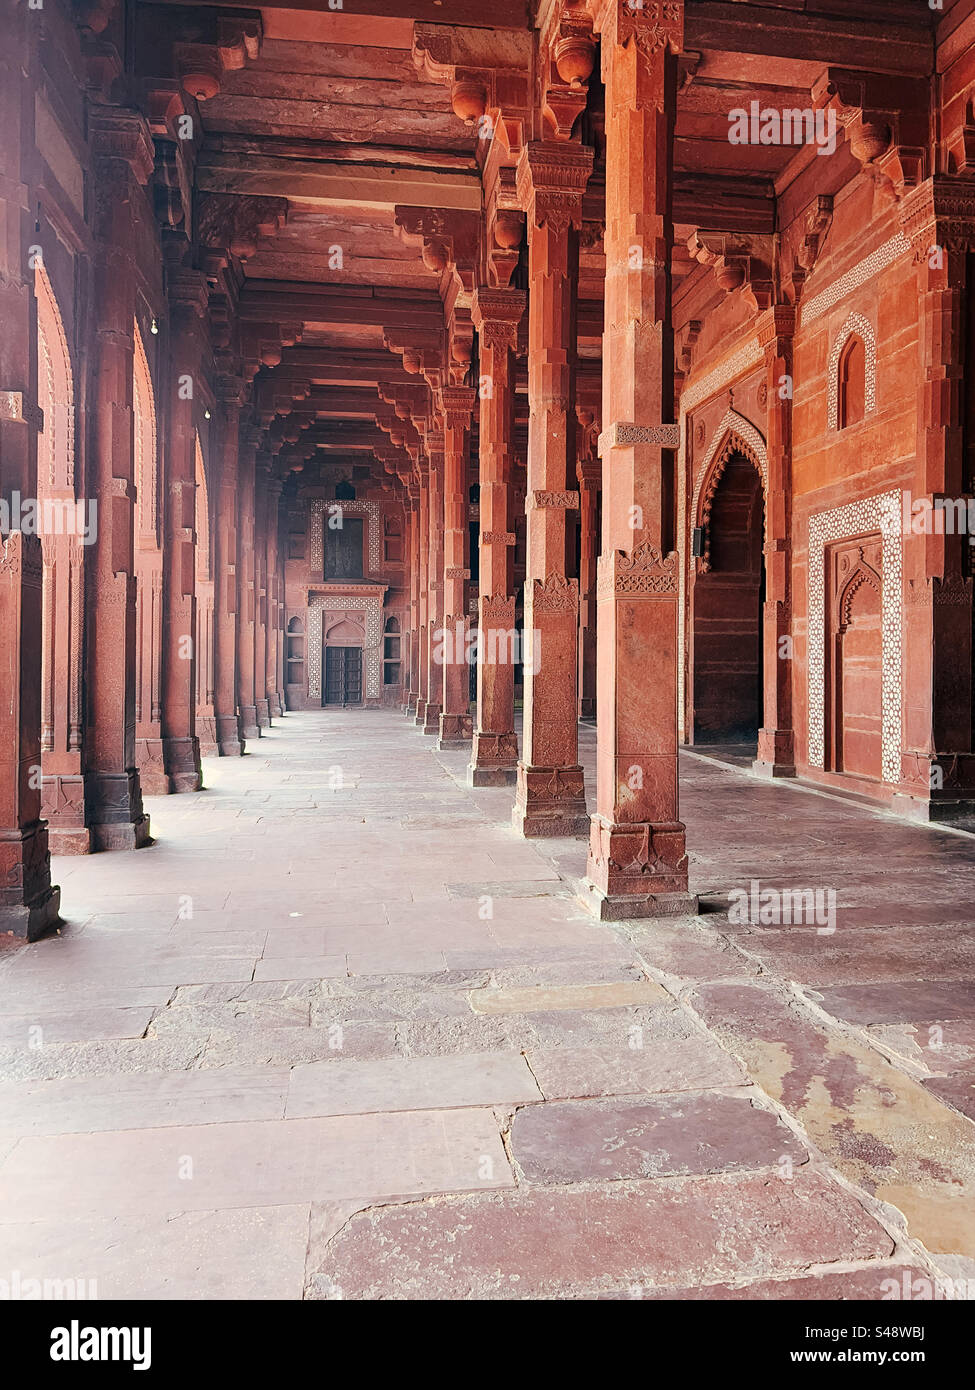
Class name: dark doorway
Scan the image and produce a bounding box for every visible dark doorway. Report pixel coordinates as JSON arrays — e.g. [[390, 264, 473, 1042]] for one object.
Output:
[[692, 453, 765, 744], [324, 517, 364, 580], [324, 645, 363, 706]]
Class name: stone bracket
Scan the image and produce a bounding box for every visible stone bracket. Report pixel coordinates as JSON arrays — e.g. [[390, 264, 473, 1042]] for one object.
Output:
[[598, 422, 680, 455]]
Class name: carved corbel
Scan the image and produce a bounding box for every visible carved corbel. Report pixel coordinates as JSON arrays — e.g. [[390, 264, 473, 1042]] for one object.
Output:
[[540, 3, 597, 141], [687, 232, 774, 311], [785, 194, 833, 303], [196, 192, 288, 272], [812, 68, 927, 199]]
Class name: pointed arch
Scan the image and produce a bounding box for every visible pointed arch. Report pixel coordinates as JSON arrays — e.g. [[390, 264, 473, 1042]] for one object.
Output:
[[690, 408, 768, 572], [34, 262, 75, 493], [133, 319, 158, 543], [828, 312, 876, 430], [195, 433, 212, 582]]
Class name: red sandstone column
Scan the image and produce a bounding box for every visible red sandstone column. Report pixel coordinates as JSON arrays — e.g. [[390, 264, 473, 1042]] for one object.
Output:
[[213, 382, 243, 754], [469, 288, 524, 785], [236, 425, 260, 740], [414, 466, 430, 726], [406, 482, 420, 714], [582, 1, 695, 916], [423, 440, 445, 735], [0, 20, 60, 934], [577, 409, 600, 719], [159, 268, 205, 793], [754, 305, 797, 778], [896, 180, 975, 819], [253, 458, 270, 729], [265, 475, 283, 718], [83, 109, 153, 848], [438, 387, 476, 748], [512, 141, 592, 836]]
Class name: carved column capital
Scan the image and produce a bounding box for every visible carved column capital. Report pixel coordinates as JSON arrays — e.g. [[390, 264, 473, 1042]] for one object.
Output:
[[89, 106, 155, 184], [472, 287, 526, 352], [516, 141, 594, 233], [589, 0, 684, 56]]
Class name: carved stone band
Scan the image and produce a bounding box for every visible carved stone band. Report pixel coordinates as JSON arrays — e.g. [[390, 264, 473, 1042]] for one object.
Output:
[[527, 490, 580, 510], [481, 532, 516, 545], [598, 422, 681, 455], [445, 567, 471, 580]]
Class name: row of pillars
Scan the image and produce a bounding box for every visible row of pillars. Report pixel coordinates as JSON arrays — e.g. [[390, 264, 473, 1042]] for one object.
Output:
[[0, 69, 289, 937], [398, 18, 706, 921]]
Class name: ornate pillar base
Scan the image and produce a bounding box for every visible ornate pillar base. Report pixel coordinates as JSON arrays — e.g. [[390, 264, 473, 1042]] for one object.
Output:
[[197, 717, 219, 759], [256, 699, 271, 728], [582, 814, 697, 920], [892, 752, 975, 824], [216, 715, 243, 757], [405, 691, 419, 715], [239, 707, 260, 740], [161, 737, 202, 794], [42, 776, 90, 856], [422, 702, 441, 735], [512, 764, 589, 838], [438, 712, 472, 750], [469, 732, 519, 787], [135, 740, 168, 796], [413, 698, 427, 728], [0, 827, 61, 942], [753, 728, 796, 779], [85, 770, 151, 851]]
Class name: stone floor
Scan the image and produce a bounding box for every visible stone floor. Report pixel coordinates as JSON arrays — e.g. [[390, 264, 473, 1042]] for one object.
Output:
[[1, 708, 974, 1299]]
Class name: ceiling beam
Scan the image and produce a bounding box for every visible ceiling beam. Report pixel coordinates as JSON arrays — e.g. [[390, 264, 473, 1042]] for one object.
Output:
[[685, 2, 934, 76]]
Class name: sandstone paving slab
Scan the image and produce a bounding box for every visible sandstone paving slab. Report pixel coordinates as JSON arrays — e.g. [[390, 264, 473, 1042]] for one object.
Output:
[[0, 1065, 289, 1137], [812, 981, 975, 1026], [0, 983, 175, 1016], [260, 927, 331, 958], [347, 950, 449, 976], [625, 923, 759, 982], [0, 956, 258, 990], [469, 980, 670, 1014], [309, 987, 472, 1025], [734, 926, 975, 986], [253, 956, 349, 982], [0, 1108, 513, 1222], [691, 981, 975, 1259], [287, 1051, 540, 1118], [864, 1019, 975, 1075], [594, 1266, 943, 1299], [922, 1074, 975, 1122], [316, 1171, 892, 1299], [0, 1007, 154, 1047], [526, 1028, 745, 1101], [0, 1205, 311, 1300], [510, 1092, 807, 1184]]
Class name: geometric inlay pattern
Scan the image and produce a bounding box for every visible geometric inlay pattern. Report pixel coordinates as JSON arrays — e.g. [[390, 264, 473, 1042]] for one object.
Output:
[[309, 498, 382, 574], [808, 491, 902, 782], [800, 234, 910, 327], [307, 593, 383, 700], [827, 311, 877, 431]]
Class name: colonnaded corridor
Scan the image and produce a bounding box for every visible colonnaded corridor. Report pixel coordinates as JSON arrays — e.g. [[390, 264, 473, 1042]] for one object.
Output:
[[1, 709, 974, 1300]]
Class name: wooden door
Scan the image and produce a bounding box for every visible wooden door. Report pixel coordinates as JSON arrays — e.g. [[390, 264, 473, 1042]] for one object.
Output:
[[323, 646, 363, 706]]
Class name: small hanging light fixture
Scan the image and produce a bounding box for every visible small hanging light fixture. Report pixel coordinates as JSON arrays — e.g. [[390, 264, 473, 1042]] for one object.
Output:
[[150, 317, 158, 335], [204, 408, 211, 420]]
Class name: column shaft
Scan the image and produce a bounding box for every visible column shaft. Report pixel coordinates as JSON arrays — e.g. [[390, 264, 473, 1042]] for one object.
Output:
[[512, 141, 592, 836], [583, 4, 695, 916], [470, 289, 524, 785], [159, 269, 206, 792]]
